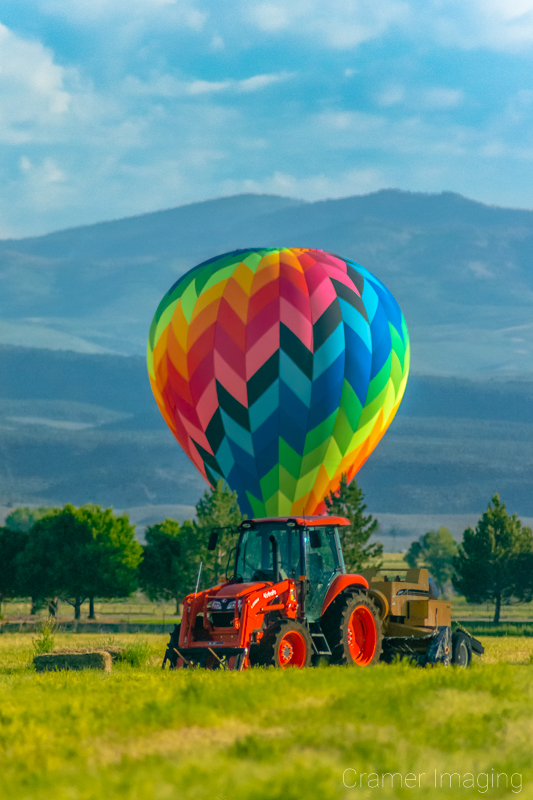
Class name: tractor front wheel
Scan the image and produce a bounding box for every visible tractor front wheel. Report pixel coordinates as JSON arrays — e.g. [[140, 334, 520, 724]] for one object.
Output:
[[322, 592, 382, 666], [252, 620, 313, 669]]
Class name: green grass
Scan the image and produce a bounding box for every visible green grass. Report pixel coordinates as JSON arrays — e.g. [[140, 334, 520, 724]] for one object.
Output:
[[0, 634, 532, 799], [457, 620, 533, 637], [451, 594, 533, 621]]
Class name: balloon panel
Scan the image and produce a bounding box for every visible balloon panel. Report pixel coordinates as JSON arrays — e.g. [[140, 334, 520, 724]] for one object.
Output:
[[147, 248, 409, 517]]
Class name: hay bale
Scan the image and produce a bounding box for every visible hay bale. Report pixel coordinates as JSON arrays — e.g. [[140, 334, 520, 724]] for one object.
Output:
[[53, 646, 125, 662], [102, 646, 125, 662], [33, 650, 112, 672]]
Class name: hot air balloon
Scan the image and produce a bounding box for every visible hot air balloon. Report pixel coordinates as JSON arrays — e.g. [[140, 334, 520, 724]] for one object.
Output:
[[147, 248, 409, 517]]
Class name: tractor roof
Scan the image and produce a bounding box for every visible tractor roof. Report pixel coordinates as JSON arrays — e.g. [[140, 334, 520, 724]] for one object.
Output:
[[250, 516, 350, 527]]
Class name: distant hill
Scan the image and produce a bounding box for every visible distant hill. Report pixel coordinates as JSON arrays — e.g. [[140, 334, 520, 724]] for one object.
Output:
[[2, 345, 532, 519], [2, 190, 533, 375]]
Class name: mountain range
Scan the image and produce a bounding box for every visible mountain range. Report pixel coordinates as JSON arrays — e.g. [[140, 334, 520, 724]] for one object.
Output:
[[2, 190, 533, 376], [2, 190, 533, 533], [2, 346, 532, 527]]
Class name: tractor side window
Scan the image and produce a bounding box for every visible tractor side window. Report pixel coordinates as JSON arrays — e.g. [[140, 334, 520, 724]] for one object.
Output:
[[306, 528, 339, 579]]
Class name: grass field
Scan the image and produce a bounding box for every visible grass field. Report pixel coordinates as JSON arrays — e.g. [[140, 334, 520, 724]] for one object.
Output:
[[0, 633, 532, 800]]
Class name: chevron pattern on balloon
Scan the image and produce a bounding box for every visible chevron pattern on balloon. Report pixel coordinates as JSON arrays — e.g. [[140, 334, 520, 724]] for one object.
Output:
[[148, 248, 410, 517]]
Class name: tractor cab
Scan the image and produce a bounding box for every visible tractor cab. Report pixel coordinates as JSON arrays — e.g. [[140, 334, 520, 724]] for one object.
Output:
[[232, 516, 348, 622]]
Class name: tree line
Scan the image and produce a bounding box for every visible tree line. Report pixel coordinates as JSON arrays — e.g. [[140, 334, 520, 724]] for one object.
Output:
[[1, 482, 532, 624], [0, 480, 244, 619], [406, 494, 533, 623]]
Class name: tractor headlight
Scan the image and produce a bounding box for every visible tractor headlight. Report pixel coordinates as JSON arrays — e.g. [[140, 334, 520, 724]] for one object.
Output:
[[208, 600, 222, 610], [226, 600, 236, 611]]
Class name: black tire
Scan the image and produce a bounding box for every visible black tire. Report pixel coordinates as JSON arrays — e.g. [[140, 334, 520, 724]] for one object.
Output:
[[252, 619, 313, 669], [162, 623, 181, 669], [452, 631, 472, 667], [322, 591, 383, 666]]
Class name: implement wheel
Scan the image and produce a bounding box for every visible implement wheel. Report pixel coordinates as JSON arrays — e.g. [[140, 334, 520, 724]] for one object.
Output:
[[252, 620, 313, 669], [322, 591, 382, 666], [452, 631, 472, 667]]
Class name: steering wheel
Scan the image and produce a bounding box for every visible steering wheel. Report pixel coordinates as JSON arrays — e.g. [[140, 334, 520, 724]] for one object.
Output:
[[251, 569, 273, 581]]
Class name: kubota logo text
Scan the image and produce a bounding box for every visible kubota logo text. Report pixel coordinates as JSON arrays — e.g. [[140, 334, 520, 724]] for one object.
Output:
[[263, 589, 276, 599]]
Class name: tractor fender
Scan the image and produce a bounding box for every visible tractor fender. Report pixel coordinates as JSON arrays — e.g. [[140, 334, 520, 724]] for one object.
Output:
[[366, 589, 389, 620], [320, 574, 369, 617]]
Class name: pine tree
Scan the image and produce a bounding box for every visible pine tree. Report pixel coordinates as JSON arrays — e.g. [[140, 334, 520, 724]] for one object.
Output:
[[324, 475, 382, 572], [195, 480, 243, 586], [453, 494, 533, 623]]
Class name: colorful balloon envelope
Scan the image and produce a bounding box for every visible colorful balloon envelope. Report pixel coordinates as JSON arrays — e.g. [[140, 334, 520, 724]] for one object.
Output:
[[147, 248, 409, 517]]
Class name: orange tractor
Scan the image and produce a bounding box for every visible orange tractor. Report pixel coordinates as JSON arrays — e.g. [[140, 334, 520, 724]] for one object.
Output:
[[163, 516, 483, 670]]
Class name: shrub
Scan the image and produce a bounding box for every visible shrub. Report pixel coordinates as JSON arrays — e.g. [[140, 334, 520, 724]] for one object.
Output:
[[32, 616, 56, 655], [116, 640, 151, 667]]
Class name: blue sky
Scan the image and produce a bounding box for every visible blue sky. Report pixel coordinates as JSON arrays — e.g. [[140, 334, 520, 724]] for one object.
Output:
[[1, 0, 533, 236]]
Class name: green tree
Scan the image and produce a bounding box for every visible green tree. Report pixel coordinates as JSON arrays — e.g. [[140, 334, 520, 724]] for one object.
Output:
[[5, 507, 57, 532], [406, 527, 458, 595], [16, 504, 142, 619], [453, 494, 533, 624], [195, 480, 243, 586], [0, 527, 29, 615], [5, 508, 60, 615], [324, 474, 382, 571], [139, 519, 200, 613], [73, 505, 142, 618]]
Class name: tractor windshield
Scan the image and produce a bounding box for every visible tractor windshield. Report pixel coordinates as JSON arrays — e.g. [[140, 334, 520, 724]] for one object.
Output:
[[234, 524, 302, 583]]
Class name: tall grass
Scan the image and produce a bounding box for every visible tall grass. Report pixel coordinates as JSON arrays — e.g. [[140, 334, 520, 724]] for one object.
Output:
[[116, 640, 151, 667], [32, 616, 56, 654], [0, 633, 532, 799]]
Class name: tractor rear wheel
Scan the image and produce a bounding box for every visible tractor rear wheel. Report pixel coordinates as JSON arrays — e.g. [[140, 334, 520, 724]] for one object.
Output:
[[252, 620, 313, 669], [322, 592, 382, 666]]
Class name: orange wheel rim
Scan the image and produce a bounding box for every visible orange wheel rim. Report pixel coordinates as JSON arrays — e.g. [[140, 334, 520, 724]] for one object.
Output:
[[278, 631, 307, 668], [347, 606, 377, 665]]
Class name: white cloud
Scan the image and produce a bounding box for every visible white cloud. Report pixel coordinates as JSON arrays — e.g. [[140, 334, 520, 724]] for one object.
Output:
[[124, 71, 294, 97], [210, 34, 225, 51], [317, 110, 386, 133], [316, 109, 472, 156], [377, 85, 406, 107], [0, 22, 73, 142], [251, 3, 290, 32], [420, 88, 464, 108], [248, 0, 408, 49], [423, 0, 533, 50], [220, 167, 384, 201], [0, 320, 117, 354], [468, 260, 494, 279], [40, 0, 207, 28], [377, 85, 463, 109], [20, 157, 67, 184]]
